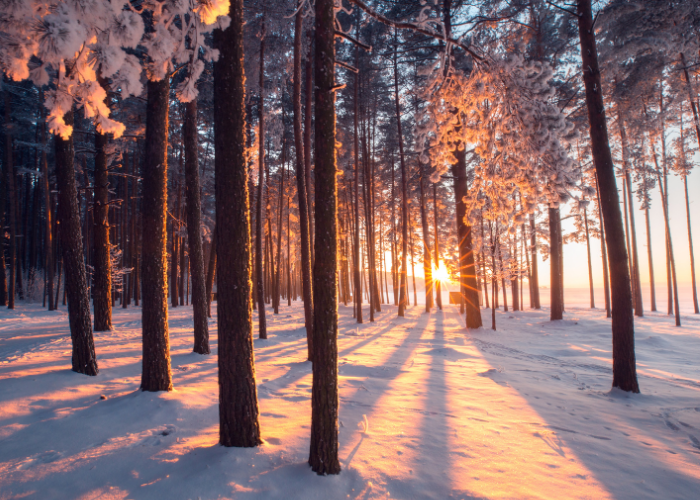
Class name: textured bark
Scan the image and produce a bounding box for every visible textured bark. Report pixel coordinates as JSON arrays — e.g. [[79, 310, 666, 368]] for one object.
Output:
[[93, 126, 113, 331], [293, 2, 314, 358], [55, 109, 98, 376], [549, 207, 563, 320], [304, 28, 314, 267], [451, 150, 482, 328], [273, 146, 285, 314], [511, 234, 519, 311], [624, 172, 643, 316], [309, 0, 340, 475], [643, 201, 656, 312], [255, 23, 268, 339], [577, 0, 638, 393], [184, 100, 210, 354], [0, 92, 8, 306], [141, 79, 173, 392], [213, 0, 261, 447]]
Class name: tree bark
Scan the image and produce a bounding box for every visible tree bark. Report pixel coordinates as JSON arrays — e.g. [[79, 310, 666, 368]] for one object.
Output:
[[293, 3, 314, 358], [40, 91, 53, 310], [141, 79, 173, 392], [549, 207, 563, 320], [93, 121, 113, 330], [529, 214, 540, 309], [206, 226, 217, 318], [451, 149, 482, 328], [255, 22, 268, 338], [654, 168, 681, 326], [683, 174, 699, 313], [213, 0, 262, 447], [353, 53, 363, 323], [184, 100, 210, 354], [309, 0, 340, 475], [595, 173, 612, 318], [55, 109, 98, 376], [577, 0, 638, 393]]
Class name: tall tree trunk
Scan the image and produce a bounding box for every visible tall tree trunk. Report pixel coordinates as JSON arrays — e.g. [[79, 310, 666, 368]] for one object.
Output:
[[293, 3, 314, 358], [654, 168, 680, 326], [255, 22, 268, 339], [451, 149, 482, 328], [304, 28, 315, 267], [141, 79, 173, 392], [274, 144, 286, 314], [213, 0, 262, 447], [0, 92, 8, 306], [624, 172, 643, 316], [55, 108, 98, 376], [40, 91, 53, 310], [93, 120, 113, 330], [184, 100, 210, 354], [683, 174, 699, 313], [595, 173, 612, 317], [577, 0, 638, 393], [206, 227, 217, 318], [529, 214, 541, 309], [549, 207, 563, 320], [5, 91, 16, 309], [511, 233, 519, 311], [309, 0, 340, 475], [394, 38, 409, 317], [433, 183, 442, 310], [353, 54, 363, 324], [583, 204, 595, 308], [419, 163, 433, 311]]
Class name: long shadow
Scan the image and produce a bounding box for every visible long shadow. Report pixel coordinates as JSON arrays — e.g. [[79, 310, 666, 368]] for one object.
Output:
[[456, 306, 700, 499]]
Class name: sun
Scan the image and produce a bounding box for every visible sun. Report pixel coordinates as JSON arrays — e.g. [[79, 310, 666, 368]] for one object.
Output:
[[433, 264, 450, 282]]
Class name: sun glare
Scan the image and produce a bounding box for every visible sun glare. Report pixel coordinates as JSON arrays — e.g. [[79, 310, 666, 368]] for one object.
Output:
[[433, 264, 450, 283]]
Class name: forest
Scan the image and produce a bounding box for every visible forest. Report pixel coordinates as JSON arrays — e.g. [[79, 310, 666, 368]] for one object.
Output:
[[0, 0, 699, 498]]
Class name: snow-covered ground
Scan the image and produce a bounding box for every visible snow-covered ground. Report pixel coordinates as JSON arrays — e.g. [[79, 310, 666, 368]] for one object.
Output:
[[0, 298, 698, 499]]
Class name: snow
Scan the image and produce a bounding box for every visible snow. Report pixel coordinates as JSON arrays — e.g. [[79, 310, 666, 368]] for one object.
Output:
[[0, 297, 699, 499]]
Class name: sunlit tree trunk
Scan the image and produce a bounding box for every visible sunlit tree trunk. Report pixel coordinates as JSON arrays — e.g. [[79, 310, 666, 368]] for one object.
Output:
[[529, 214, 540, 309], [433, 183, 442, 310], [419, 162, 433, 311], [255, 20, 268, 338], [308, 0, 340, 475], [394, 36, 409, 317], [141, 78, 173, 391], [683, 173, 699, 313], [583, 204, 595, 308], [206, 226, 216, 318], [549, 207, 563, 320], [293, 3, 314, 357], [93, 109, 113, 331], [577, 0, 638, 392], [213, 0, 262, 446]]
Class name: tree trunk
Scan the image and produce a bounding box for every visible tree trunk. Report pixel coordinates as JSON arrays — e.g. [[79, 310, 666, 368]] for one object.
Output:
[[394, 39, 409, 317], [577, 0, 638, 393], [595, 173, 612, 317], [353, 55, 363, 324], [274, 143, 285, 314], [654, 169, 681, 326], [624, 172, 643, 316], [213, 0, 262, 447], [141, 79, 173, 392], [206, 226, 217, 318], [40, 90, 54, 310], [583, 204, 595, 308], [0, 93, 8, 306], [433, 183, 442, 310], [5, 91, 16, 309], [529, 214, 540, 309], [419, 163, 433, 311], [549, 207, 563, 320], [684, 174, 699, 313], [680, 53, 700, 149], [293, 3, 314, 358], [309, 0, 340, 475], [451, 149, 482, 328], [304, 28, 315, 267], [184, 100, 210, 354], [255, 22, 268, 339], [55, 109, 98, 376], [511, 233, 519, 311], [93, 123, 113, 330]]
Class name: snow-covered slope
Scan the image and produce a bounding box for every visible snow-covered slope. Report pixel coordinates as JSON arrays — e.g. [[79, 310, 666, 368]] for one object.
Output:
[[0, 301, 698, 499]]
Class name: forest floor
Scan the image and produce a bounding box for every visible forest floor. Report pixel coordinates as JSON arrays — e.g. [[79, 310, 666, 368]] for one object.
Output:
[[0, 298, 699, 499]]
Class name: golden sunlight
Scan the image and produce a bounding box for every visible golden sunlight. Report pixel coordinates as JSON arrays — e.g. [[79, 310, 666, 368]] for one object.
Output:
[[433, 264, 450, 283]]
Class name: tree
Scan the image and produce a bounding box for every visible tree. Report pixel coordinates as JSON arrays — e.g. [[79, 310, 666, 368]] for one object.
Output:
[[55, 107, 99, 376], [309, 0, 341, 475], [213, 0, 262, 447]]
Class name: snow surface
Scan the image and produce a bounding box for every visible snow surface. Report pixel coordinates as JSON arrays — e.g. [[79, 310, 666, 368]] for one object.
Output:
[[0, 298, 699, 499]]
